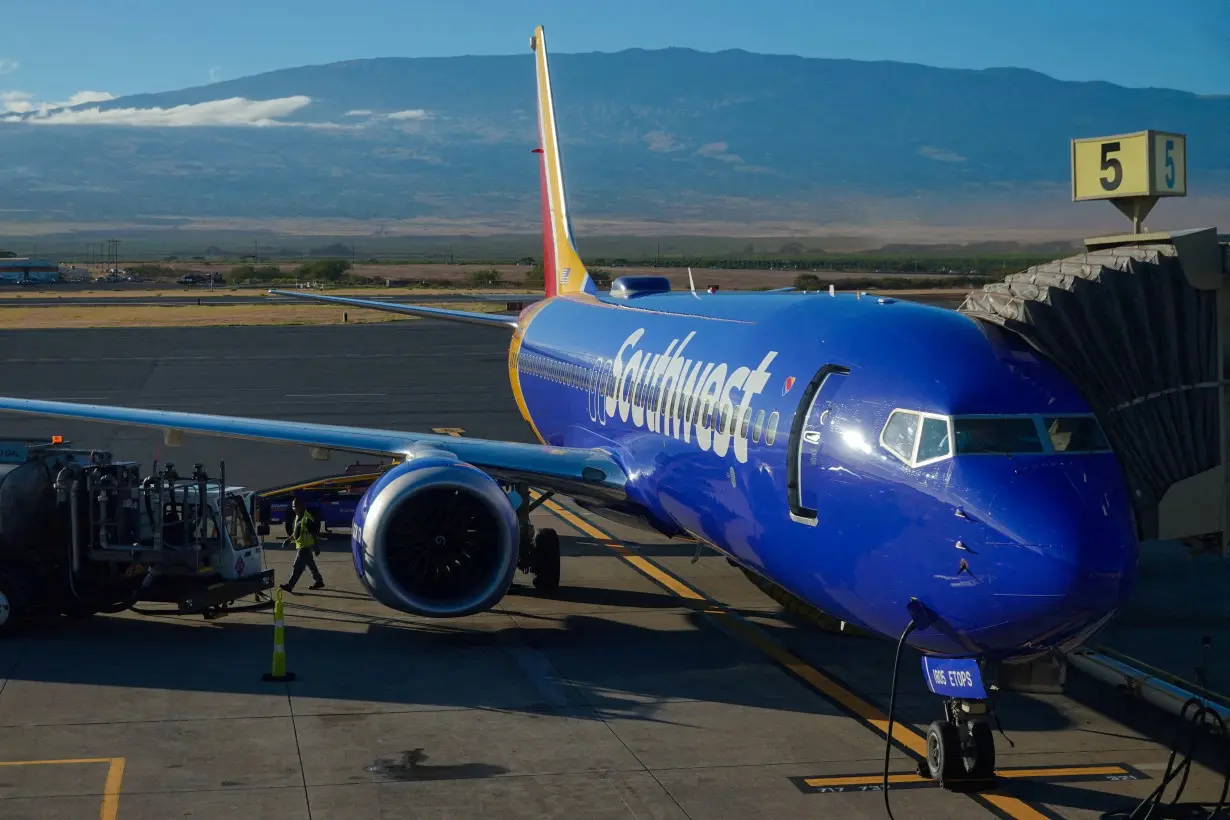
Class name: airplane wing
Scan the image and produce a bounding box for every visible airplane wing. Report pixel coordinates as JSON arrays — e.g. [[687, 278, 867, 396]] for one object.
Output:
[[0, 397, 628, 503], [266, 289, 521, 329]]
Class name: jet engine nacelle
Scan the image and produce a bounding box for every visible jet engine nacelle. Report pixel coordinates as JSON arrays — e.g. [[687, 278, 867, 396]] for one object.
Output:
[[350, 449, 519, 618]]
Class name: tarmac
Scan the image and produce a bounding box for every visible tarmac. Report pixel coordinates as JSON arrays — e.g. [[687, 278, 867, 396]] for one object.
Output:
[[0, 322, 1226, 820]]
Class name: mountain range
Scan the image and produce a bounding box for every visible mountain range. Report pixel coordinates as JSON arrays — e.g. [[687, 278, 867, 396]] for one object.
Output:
[[1, 48, 1228, 239]]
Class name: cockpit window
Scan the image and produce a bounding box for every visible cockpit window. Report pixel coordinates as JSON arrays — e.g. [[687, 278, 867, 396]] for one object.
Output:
[[1045, 415, 1111, 452], [881, 410, 919, 461], [880, 410, 952, 466], [880, 410, 1111, 465], [915, 417, 951, 463], [953, 417, 1043, 454]]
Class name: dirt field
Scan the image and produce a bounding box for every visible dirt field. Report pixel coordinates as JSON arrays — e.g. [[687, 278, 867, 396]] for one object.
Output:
[[41, 264, 980, 293], [0, 302, 504, 329]]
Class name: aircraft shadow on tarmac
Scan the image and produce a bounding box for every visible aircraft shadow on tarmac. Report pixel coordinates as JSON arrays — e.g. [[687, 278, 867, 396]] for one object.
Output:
[[0, 595, 1075, 738]]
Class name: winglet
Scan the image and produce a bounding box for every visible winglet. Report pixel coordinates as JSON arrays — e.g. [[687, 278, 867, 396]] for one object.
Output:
[[531, 25, 596, 298]]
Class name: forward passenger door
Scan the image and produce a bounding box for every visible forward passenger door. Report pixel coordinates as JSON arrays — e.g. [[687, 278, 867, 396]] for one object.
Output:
[[787, 365, 850, 526]]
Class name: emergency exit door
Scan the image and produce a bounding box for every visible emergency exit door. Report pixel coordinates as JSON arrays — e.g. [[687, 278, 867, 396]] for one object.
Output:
[[787, 364, 850, 525]]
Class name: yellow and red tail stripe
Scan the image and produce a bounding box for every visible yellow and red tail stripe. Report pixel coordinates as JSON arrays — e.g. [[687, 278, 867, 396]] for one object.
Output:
[[531, 25, 597, 298]]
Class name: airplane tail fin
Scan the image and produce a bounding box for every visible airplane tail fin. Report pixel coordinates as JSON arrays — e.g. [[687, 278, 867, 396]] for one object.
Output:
[[531, 25, 597, 298]]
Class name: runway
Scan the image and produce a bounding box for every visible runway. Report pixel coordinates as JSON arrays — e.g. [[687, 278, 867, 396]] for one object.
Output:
[[0, 323, 1225, 820]]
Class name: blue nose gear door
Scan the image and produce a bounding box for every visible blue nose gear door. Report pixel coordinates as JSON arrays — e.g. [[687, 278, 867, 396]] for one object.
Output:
[[787, 364, 850, 525]]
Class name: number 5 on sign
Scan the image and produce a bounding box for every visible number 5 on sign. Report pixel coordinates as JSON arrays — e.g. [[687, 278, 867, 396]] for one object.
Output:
[[1071, 130, 1186, 201]]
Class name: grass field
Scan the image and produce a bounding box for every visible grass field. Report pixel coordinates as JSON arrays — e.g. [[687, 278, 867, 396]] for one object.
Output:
[[0, 302, 507, 329]]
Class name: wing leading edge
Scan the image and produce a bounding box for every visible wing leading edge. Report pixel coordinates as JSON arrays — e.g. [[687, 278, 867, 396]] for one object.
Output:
[[0, 397, 627, 503], [267, 289, 521, 329]]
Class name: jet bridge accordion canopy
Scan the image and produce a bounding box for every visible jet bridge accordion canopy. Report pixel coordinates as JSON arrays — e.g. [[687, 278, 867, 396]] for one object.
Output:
[[957, 228, 1230, 547]]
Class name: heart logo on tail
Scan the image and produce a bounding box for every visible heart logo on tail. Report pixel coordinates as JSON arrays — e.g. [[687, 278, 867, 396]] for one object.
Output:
[[783, 376, 796, 395]]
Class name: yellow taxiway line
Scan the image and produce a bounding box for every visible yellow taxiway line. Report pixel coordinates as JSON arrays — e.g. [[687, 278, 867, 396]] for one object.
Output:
[[801, 764, 1134, 789], [0, 757, 125, 820]]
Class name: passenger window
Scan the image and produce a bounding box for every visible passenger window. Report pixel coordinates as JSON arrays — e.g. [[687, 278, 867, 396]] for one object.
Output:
[[1045, 416, 1111, 452], [752, 410, 765, 442], [719, 403, 730, 434], [915, 417, 951, 462], [765, 412, 780, 446], [881, 410, 920, 462], [739, 406, 752, 439]]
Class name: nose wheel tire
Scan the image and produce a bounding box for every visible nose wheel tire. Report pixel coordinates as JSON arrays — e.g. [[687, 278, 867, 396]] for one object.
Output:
[[925, 717, 996, 791], [964, 720, 995, 779], [925, 721, 963, 786], [531, 528, 561, 592]]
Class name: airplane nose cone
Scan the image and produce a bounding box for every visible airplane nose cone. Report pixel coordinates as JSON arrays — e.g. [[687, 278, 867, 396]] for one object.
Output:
[[980, 459, 1139, 652]]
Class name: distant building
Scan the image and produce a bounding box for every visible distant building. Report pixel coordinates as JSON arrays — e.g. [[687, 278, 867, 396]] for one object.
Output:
[[0, 258, 61, 283]]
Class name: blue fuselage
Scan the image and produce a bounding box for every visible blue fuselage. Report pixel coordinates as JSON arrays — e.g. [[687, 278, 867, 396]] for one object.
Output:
[[510, 289, 1139, 661]]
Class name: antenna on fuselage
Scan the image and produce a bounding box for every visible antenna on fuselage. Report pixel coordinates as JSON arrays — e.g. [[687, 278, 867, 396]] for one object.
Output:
[[829, 284, 835, 297], [688, 267, 701, 299]]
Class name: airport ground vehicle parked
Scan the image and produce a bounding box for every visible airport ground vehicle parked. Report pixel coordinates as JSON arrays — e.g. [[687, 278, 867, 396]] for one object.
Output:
[[0, 437, 273, 635]]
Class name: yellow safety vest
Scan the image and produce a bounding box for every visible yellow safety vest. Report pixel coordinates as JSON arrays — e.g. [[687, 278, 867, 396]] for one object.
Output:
[[293, 510, 317, 550]]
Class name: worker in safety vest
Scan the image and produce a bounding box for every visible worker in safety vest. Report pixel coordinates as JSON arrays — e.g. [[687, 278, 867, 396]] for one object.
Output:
[[280, 495, 325, 592]]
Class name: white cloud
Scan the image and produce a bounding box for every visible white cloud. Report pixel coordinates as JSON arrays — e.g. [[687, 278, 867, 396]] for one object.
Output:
[[62, 91, 115, 107], [1, 95, 316, 127], [0, 59, 18, 75], [345, 109, 373, 116], [918, 146, 966, 163], [695, 140, 744, 164], [387, 108, 429, 120], [2, 89, 115, 114], [643, 131, 684, 153], [0, 91, 33, 113]]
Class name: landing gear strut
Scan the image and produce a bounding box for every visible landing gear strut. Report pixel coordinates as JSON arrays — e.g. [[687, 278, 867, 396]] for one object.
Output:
[[918, 657, 997, 791], [509, 483, 561, 593]]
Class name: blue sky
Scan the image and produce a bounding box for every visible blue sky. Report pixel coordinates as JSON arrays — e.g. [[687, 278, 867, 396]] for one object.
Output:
[[1, 0, 1227, 105]]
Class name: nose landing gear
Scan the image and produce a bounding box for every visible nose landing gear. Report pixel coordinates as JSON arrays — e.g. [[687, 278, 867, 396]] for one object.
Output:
[[923, 699, 996, 791], [919, 657, 998, 792]]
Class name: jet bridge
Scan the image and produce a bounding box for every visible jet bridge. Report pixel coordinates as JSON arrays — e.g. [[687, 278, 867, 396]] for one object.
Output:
[[960, 129, 1230, 560], [958, 226, 1230, 557], [951, 130, 1228, 706]]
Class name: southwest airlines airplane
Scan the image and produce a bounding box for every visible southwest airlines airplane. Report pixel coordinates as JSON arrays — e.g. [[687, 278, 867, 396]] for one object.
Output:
[[0, 26, 1137, 786]]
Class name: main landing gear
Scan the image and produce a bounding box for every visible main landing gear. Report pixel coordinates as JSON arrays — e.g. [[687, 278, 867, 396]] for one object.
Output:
[[918, 657, 997, 791], [508, 483, 561, 592]]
